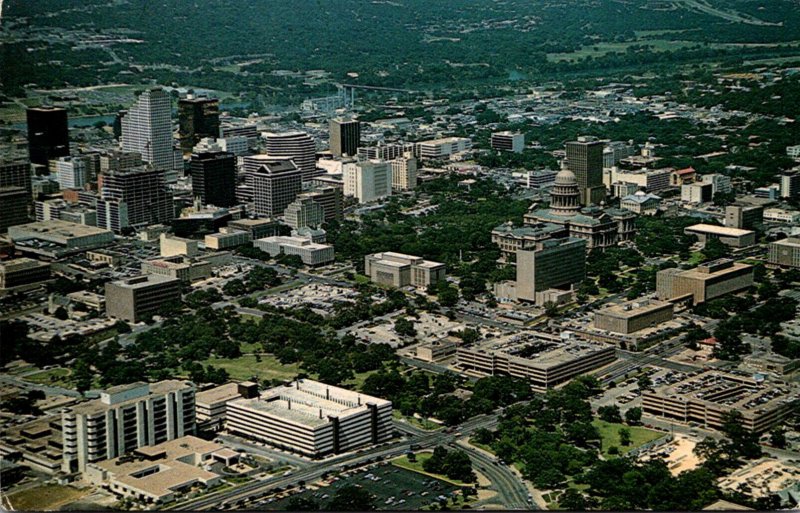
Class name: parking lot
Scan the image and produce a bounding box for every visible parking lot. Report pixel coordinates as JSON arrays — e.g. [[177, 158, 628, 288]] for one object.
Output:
[[258, 464, 460, 511]]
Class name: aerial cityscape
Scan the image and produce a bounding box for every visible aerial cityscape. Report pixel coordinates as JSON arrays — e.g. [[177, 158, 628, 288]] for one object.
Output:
[[2, 0, 800, 511]]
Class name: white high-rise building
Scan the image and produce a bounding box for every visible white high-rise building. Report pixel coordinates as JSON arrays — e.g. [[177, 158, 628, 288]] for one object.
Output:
[[121, 89, 174, 171], [390, 156, 417, 191], [55, 156, 87, 189], [263, 131, 317, 182], [344, 160, 392, 203]]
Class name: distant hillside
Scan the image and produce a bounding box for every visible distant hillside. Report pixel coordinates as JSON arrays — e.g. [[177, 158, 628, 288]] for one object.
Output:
[[2, 0, 800, 97]]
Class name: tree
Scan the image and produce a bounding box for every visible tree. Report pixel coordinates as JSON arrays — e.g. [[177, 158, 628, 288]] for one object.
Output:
[[328, 485, 375, 511], [624, 407, 642, 425], [637, 374, 652, 391], [559, 488, 588, 511], [598, 404, 622, 423], [394, 317, 417, 338], [72, 359, 93, 395], [544, 301, 559, 317], [53, 306, 69, 320], [618, 427, 632, 446], [287, 496, 319, 511], [769, 427, 787, 449]]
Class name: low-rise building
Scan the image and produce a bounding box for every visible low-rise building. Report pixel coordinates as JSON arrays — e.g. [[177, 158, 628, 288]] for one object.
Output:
[[364, 252, 446, 288], [227, 218, 283, 240], [456, 332, 616, 392], [725, 204, 763, 230], [204, 228, 251, 251], [656, 259, 754, 305], [642, 370, 798, 433], [195, 381, 258, 430], [8, 220, 114, 258], [253, 236, 334, 266], [763, 208, 800, 224], [416, 137, 471, 159], [160, 233, 199, 258], [226, 379, 392, 458], [768, 237, 800, 268], [105, 275, 182, 322], [141, 256, 213, 283], [606, 166, 672, 192], [620, 191, 661, 215], [416, 339, 458, 362], [593, 299, 674, 335], [685, 224, 756, 248], [491, 221, 567, 261], [0, 258, 51, 289]]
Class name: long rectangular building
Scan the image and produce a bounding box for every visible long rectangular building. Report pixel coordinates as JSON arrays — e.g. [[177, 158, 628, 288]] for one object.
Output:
[[364, 252, 446, 288], [226, 379, 392, 458], [456, 332, 615, 392], [656, 259, 754, 305]]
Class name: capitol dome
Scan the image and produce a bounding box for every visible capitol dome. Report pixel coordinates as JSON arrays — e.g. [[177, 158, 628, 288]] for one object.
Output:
[[555, 167, 578, 186]]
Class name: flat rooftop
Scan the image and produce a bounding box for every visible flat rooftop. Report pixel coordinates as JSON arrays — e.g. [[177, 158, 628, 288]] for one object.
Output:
[[231, 379, 389, 428], [196, 383, 241, 406], [109, 274, 181, 289], [686, 224, 754, 237], [9, 219, 112, 239], [597, 299, 673, 319], [648, 370, 798, 413], [68, 380, 191, 416], [463, 332, 612, 369]]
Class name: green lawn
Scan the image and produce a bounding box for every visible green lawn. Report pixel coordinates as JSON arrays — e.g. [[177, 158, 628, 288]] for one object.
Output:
[[7, 485, 88, 511], [25, 367, 71, 387], [199, 354, 308, 383], [393, 411, 441, 431], [391, 453, 473, 487], [592, 419, 664, 458]]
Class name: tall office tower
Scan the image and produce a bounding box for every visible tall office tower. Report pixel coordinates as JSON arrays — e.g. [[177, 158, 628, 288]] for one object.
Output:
[[178, 96, 220, 154], [566, 136, 606, 206], [250, 158, 303, 217], [190, 151, 236, 207], [0, 160, 32, 194], [121, 88, 174, 171], [516, 237, 587, 304], [284, 196, 325, 229], [780, 172, 800, 199], [0, 187, 30, 233], [98, 168, 173, 231], [61, 380, 195, 473], [26, 107, 69, 166], [264, 131, 317, 182], [329, 118, 361, 157], [55, 156, 88, 190], [390, 156, 417, 191], [303, 186, 343, 222], [343, 160, 392, 203], [491, 131, 524, 154]]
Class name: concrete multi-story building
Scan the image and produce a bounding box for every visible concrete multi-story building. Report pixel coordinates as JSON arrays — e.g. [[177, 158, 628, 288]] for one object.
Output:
[[526, 169, 558, 189], [768, 238, 800, 268], [141, 256, 213, 284], [226, 379, 392, 458], [204, 228, 251, 251], [329, 119, 361, 157], [159, 234, 199, 257], [787, 145, 800, 160], [566, 136, 605, 206], [343, 159, 392, 203], [725, 204, 764, 230], [195, 382, 258, 430], [26, 107, 69, 166], [254, 236, 334, 266], [249, 158, 303, 218], [105, 275, 182, 322], [61, 380, 196, 472], [99, 150, 143, 174], [8, 220, 114, 258], [642, 370, 798, 433], [456, 332, 616, 392], [0, 258, 51, 289], [685, 224, 756, 248], [620, 191, 661, 215], [35, 198, 96, 225], [227, 218, 282, 240], [390, 156, 418, 191], [284, 196, 325, 229], [605, 167, 671, 193], [491, 131, 524, 153], [221, 124, 259, 147], [763, 208, 800, 224], [216, 136, 249, 156], [604, 141, 637, 169], [681, 182, 714, 204], [300, 186, 343, 222], [121, 89, 174, 171], [704, 173, 733, 194], [656, 259, 754, 305], [491, 221, 567, 261], [1, 159, 33, 195], [416, 137, 472, 159], [190, 151, 237, 207], [364, 252, 446, 288], [263, 131, 317, 182], [178, 95, 220, 154], [54, 156, 87, 190], [593, 299, 674, 335], [357, 143, 415, 161], [0, 186, 30, 233], [98, 168, 174, 231], [515, 237, 586, 304], [780, 172, 800, 199]]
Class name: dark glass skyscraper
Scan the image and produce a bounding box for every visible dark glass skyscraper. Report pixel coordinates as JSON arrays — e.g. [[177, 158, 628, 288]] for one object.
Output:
[[178, 96, 221, 153], [26, 107, 69, 166], [329, 118, 361, 157], [190, 151, 237, 207]]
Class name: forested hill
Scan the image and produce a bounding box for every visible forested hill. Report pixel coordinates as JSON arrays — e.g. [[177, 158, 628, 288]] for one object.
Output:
[[3, 0, 800, 96]]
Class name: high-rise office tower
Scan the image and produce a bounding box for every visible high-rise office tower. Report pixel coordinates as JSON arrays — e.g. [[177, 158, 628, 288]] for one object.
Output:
[[264, 132, 317, 182], [343, 160, 392, 203], [566, 136, 606, 206], [121, 89, 174, 171], [0, 160, 32, 194], [390, 156, 418, 191], [190, 151, 237, 207], [329, 119, 361, 157], [178, 96, 220, 154], [26, 107, 69, 166], [55, 156, 88, 190], [302, 186, 343, 222], [0, 187, 30, 233], [250, 158, 303, 217], [98, 168, 173, 231]]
